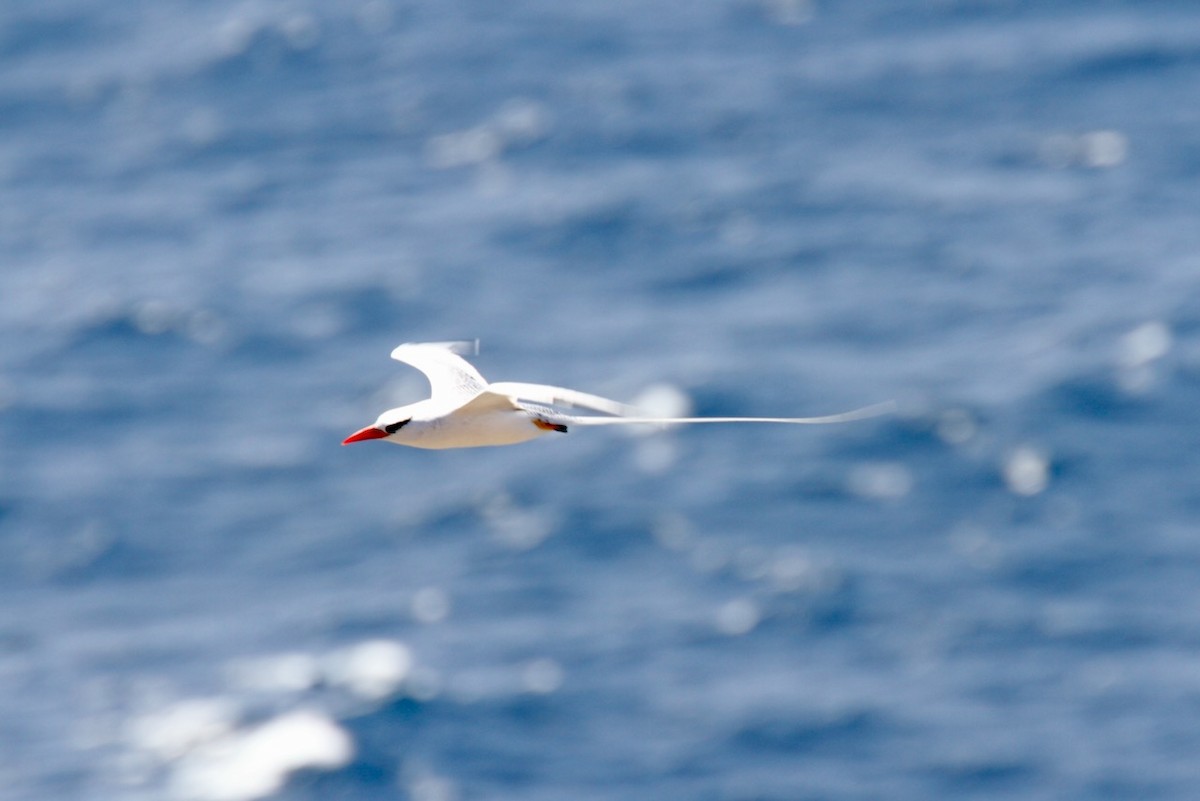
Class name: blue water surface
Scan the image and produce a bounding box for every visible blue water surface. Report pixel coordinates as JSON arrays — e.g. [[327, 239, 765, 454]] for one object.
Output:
[[3, 1, 1200, 799]]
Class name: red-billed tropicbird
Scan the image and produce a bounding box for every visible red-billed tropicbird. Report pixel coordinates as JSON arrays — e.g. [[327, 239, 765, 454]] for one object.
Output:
[[342, 341, 894, 450]]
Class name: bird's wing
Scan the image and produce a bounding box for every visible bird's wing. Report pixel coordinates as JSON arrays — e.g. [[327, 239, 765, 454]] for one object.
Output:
[[390, 342, 489, 407], [562, 401, 898, 427], [488, 382, 637, 417], [452, 389, 523, 415]]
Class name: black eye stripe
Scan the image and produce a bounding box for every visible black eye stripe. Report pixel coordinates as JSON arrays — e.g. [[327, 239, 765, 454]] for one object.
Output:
[[384, 418, 411, 434]]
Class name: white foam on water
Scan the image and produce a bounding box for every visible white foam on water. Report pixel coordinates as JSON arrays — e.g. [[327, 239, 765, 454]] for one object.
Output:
[[324, 639, 414, 701], [1002, 445, 1050, 496], [170, 710, 353, 801]]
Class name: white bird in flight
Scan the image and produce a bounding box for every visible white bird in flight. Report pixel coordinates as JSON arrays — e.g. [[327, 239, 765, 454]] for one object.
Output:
[[342, 341, 894, 450]]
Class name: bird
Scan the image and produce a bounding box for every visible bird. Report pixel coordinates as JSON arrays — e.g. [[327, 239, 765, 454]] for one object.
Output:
[[342, 341, 895, 450]]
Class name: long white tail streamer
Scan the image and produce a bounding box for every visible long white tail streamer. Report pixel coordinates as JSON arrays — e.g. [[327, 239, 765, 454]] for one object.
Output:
[[563, 400, 898, 427]]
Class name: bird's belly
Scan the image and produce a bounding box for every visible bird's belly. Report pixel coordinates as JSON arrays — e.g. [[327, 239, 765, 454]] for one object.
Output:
[[406, 410, 551, 449]]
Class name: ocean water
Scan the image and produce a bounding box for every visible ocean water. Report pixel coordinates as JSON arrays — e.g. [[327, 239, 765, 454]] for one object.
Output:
[[3, 1, 1200, 799]]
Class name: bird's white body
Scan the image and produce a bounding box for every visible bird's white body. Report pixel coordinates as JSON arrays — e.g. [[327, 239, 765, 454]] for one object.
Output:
[[377, 395, 562, 450], [342, 341, 894, 450]]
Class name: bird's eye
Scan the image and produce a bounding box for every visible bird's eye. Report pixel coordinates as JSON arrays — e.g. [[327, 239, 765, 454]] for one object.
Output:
[[384, 418, 411, 434]]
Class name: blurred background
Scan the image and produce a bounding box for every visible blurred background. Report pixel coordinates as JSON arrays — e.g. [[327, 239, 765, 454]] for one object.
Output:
[[2, 1, 1199, 799]]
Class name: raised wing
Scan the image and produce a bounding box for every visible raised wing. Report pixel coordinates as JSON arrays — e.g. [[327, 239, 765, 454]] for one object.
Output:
[[488, 381, 637, 417], [390, 342, 489, 407], [562, 400, 898, 427]]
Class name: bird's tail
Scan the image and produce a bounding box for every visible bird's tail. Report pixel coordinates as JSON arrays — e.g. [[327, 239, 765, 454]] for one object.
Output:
[[563, 400, 898, 427]]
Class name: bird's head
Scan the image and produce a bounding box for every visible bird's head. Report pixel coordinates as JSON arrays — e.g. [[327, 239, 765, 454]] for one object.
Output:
[[342, 408, 414, 445]]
